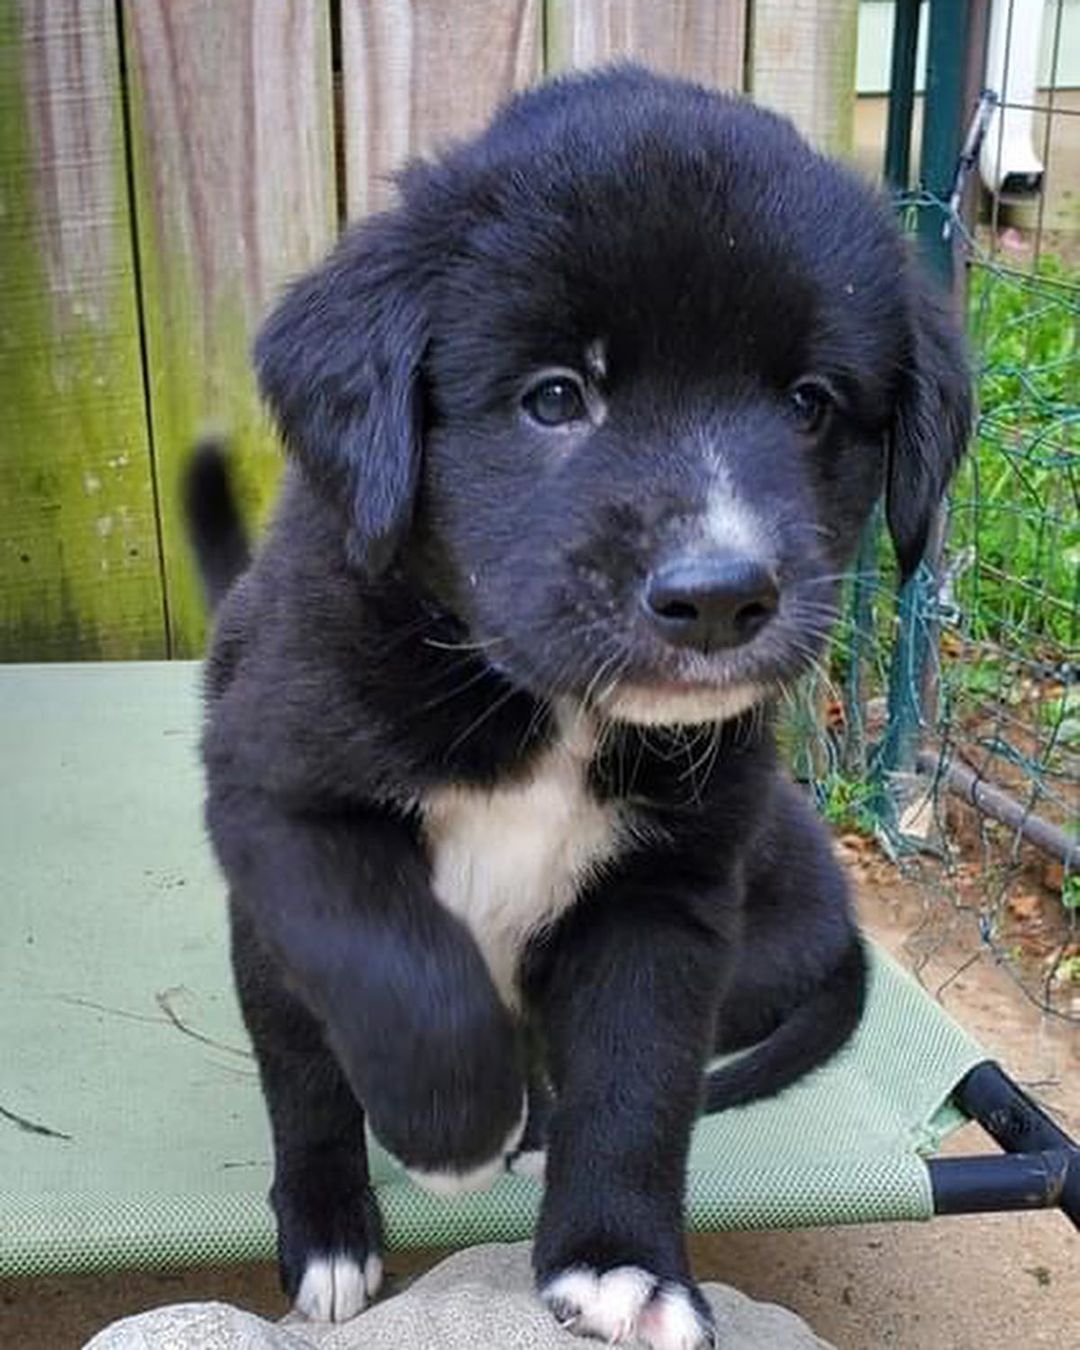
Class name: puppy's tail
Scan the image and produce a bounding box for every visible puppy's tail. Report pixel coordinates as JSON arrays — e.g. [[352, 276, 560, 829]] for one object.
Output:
[[183, 439, 250, 611], [703, 936, 867, 1112]]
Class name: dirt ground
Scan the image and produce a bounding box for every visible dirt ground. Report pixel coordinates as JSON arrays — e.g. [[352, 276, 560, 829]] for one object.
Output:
[[3, 874, 1077, 1350]]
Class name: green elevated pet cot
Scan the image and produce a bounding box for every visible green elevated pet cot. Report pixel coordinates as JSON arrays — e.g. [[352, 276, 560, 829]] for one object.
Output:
[[2, 662, 1076, 1280]]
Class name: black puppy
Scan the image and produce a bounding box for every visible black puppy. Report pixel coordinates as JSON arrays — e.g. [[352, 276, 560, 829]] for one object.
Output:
[[190, 68, 970, 1348]]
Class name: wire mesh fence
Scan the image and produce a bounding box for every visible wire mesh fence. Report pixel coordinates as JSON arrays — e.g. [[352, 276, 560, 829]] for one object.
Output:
[[901, 216, 1076, 1020], [929, 213, 1077, 1016], [792, 0, 1078, 1022]]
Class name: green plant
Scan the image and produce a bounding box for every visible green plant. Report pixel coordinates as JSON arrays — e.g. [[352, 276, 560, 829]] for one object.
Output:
[[1041, 688, 1080, 749], [951, 254, 1080, 651], [819, 773, 877, 834], [1053, 954, 1080, 985], [949, 658, 1004, 700]]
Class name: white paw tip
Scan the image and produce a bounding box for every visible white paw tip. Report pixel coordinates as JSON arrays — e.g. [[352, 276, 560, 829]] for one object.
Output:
[[364, 1252, 384, 1299], [638, 1284, 715, 1350], [543, 1265, 655, 1342], [294, 1253, 376, 1323], [543, 1267, 713, 1349]]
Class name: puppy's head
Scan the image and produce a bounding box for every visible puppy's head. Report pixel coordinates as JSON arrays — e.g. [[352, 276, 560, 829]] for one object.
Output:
[[256, 67, 971, 726]]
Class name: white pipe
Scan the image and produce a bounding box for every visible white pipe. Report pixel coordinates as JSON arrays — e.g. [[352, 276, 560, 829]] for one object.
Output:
[[979, 0, 1047, 199]]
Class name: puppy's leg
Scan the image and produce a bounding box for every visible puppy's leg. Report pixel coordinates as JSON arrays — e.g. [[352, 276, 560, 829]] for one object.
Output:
[[708, 779, 866, 1108], [526, 876, 728, 1350], [210, 793, 524, 1313], [231, 905, 381, 1321]]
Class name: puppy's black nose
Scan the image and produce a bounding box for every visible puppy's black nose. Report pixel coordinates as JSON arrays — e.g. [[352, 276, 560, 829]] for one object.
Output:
[[642, 555, 779, 651]]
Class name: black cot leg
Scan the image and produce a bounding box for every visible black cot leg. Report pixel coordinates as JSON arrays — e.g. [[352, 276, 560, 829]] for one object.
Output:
[[928, 1061, 1080, 1228], [929, 1151, 1076, 1219]]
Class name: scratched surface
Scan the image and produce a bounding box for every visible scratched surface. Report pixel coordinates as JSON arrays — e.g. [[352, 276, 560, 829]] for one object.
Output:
[[0, 662, 273, 1273]]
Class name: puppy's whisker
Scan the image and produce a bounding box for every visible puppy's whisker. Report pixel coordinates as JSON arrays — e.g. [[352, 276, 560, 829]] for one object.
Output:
[[518, 695, 555, 756], [805, 570, 889, 588], [594, 651, 632, 711], [376, 613, 445, 657], [788, 607, 847, 621], [703, 720, 725, 784], [423, 634, 507, 654], [443, 683, 525, 756], [581, 645, 629, 714], [415, 659, 504, 714], [786, 599, 841, 619], [783, 613, 839, 643], [677, 720, 724, 799], [784, 648, 844, 710]]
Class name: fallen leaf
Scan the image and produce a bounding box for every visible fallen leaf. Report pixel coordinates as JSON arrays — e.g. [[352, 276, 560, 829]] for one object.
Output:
[[1042, 858, 1064, 892], [1006, 893, 1041, 922]]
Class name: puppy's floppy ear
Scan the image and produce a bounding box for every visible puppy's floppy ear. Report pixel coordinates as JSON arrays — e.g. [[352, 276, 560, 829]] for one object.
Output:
[[255, 215, 428, 576], [886, 262, 973, 582]]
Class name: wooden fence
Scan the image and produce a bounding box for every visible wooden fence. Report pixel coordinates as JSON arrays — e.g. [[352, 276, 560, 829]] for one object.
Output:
[[0, 0, 856, 660]]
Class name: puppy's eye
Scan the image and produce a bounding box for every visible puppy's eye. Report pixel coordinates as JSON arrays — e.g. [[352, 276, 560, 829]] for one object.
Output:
[[788, 381, 833, 435], [522, 376, 587, 427]]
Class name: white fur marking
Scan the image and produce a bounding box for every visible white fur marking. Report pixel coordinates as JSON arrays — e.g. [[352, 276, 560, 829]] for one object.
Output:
[[543, 1265, 656, 1342], [407, 1096, 527, 1196], [638, 1285, 714, 1350], [605, 681, 766, 727], [422, 714, 621, 1003], [544, 1267, 713, 1349], [696, 453, 768, 558], [295, 1254, 370, 1323], [363, 1253, 384, 1299], [408, 1153, 503, 1196], [703, 483, 765, 555]]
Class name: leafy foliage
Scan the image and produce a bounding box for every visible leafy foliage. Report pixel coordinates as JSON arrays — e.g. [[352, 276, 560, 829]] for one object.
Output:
[[950, 254, 1079, 651]]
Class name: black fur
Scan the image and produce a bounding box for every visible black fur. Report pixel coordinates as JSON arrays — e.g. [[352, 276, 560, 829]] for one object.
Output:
[[191, 68, 970, 1341], [183, 439, 250, 609]]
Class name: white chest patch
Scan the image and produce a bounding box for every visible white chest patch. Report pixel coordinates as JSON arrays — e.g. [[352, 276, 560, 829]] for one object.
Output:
[[421, 718, 622, 1005]]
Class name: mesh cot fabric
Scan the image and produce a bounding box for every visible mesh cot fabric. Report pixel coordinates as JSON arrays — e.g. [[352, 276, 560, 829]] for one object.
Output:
[[0, 662, 985, 1278]]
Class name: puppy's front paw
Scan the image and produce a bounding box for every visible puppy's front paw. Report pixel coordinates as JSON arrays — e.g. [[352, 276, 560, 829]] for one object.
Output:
[[541, 1265, 715, 1349], [275, 1166, 382, 1323], [294, 1250, 383, 1322]]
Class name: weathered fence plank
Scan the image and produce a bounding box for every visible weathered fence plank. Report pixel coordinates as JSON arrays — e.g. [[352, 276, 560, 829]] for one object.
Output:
[[0, 0, 164, 660], [123, 0, 336, 656], [545, 0, 746, 90], [751, 0, 859, 154], [340, 0, 543, 220]]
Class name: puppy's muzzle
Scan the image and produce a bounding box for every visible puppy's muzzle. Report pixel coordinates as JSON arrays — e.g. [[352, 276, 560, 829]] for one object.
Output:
[[642, 553, 779, 652]]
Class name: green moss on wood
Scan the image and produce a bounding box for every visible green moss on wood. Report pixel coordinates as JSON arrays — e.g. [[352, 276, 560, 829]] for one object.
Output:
[[121, 6, 334, 658], [0, 1, 165, 661]]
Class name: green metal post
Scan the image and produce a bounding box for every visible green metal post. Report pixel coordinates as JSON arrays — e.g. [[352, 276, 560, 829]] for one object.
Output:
[[884, 0, 922, 191], [876, 0, 972, 823], [845, 1, 925, 779], [916, 0, 971, 283]]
